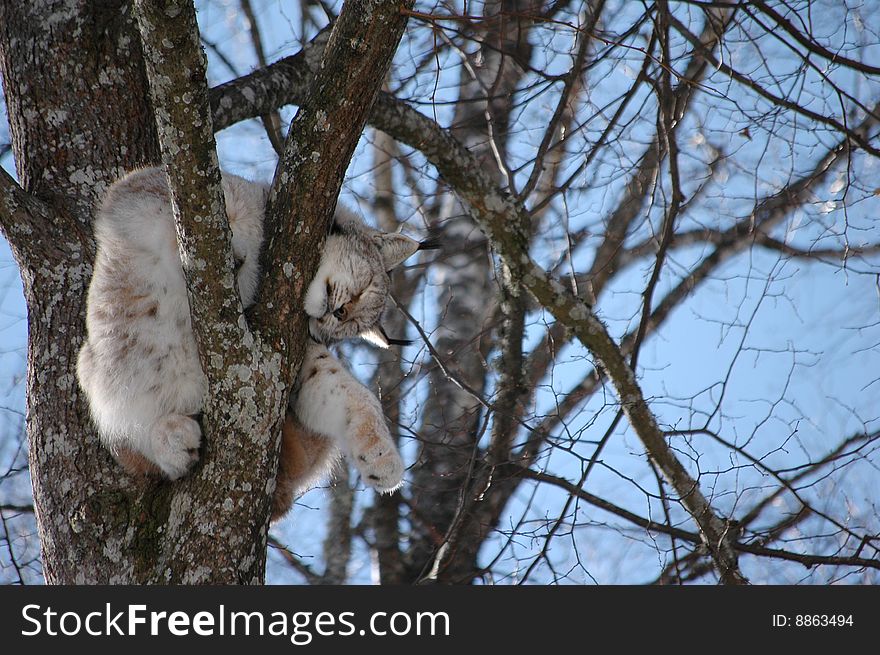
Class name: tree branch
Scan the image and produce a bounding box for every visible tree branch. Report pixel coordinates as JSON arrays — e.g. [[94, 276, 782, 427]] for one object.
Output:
[[135, 0, 252, 378], [746, 0, 880, 76], [238, 0, 286, 155], [519, 465, 880, 575], [268, 536, 323, 584], [0, 166, 60, 269], [736, 542, 880, 571], [133, 0, 413, 582], [364, 82, 750, 586], [211, 26, 331, 132], [513, 5, 735, 420], [253, 0, 414, 354], [669, 13, 880, 158], [535, 109, 875, 442], [134, 0, 280, 583], [514, 466, 700, 544]]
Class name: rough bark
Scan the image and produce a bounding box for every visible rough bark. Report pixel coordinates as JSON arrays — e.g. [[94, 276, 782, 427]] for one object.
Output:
[[0, 0, 163, 584], [0, 0, 410, 583], [133, 0, 281, 583]]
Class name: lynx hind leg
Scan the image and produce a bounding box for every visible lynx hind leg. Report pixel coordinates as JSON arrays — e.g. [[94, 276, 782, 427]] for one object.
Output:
[[79, 342, 193, 480], [115, 447, 163, 478], [150, 414, 202, 480], [271, 412, 340, 522]]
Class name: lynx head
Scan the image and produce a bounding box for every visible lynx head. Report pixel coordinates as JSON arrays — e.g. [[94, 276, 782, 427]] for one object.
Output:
[[304, 209, 435, 348]]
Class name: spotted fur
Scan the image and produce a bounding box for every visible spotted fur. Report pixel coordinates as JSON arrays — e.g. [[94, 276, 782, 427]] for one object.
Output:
[[77, 167, 421, 519]]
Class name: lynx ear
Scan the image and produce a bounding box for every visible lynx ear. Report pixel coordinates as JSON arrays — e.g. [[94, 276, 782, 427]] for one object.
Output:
[[373, 233, 422, 271]]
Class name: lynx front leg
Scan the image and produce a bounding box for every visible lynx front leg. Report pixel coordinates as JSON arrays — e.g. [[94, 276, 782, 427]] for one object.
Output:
[[294, 343, 404, 492], [343, 391, 404, 492]]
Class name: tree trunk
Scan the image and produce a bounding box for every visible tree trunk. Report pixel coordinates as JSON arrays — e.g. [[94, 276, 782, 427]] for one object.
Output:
[[0, 0, 164, 584], [406, 0, 535, 584], [0, 0, 410, 583]]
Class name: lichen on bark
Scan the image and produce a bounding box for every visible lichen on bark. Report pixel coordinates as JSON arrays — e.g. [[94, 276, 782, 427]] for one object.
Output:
[[0, 0, 411, 583]]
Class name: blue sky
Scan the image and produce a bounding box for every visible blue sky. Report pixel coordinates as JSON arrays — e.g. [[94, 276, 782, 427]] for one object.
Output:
[[2, 0, 879, 584]]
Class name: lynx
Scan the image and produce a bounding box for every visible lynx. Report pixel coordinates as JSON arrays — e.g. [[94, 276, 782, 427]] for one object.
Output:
[[76, 167, 430, 520]]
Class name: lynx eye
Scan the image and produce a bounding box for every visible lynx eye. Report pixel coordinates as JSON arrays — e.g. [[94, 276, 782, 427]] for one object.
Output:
[[333, 306, 347, 320]]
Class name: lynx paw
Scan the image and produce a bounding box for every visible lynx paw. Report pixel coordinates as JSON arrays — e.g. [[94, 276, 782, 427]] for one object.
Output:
[[349, 420, 404, 492], [153, 414, 202, 480], [354, 442, 404, 493]]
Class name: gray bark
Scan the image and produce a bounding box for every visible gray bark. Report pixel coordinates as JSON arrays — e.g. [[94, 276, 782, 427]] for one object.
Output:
[[0, 0, 162, 584], [0, 0, 410, 583], [133, 0, 281, 583]]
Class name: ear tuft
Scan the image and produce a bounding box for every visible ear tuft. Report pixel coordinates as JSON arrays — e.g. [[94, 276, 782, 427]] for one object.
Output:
[[373, 232, 421, 271], [417, 237, 442, 251]]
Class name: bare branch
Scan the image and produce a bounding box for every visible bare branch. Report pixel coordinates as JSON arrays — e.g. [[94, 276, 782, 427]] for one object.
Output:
[[739, 430, 880, 529], [629, 0, 686, 372], [736, 543, 880, 572], [0, 504, 34, 514], [238, 0, 285, 155], [268, 536, 322, 584], [669, 13, 880, 158], [518, 1, 601, 201], [515, 466, 699, 542], [538, 110, 876, 440], [746, 0, 880, 76], [254, 0, 414, 352], [0, 166, 57, 268], [211, 27, 331, 132]]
